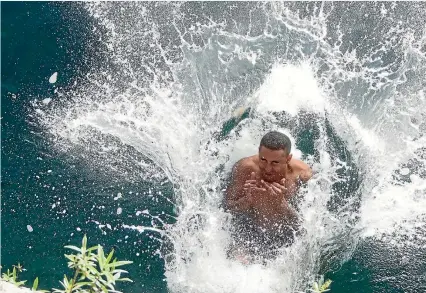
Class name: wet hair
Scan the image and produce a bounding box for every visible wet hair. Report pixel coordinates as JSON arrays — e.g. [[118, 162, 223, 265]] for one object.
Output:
[[259, 131, 291, 154]]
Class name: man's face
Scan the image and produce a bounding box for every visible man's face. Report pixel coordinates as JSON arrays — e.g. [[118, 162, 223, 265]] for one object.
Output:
[[258, 146, 292, 182]]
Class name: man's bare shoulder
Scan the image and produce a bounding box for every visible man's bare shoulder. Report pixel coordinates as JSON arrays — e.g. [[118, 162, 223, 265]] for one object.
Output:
[[289, 158, 309, 170], [233, 155, 258, 173], [289, 158, 312, 182]]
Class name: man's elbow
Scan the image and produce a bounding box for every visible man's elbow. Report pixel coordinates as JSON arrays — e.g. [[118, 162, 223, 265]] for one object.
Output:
[[300, 168, 313, 182]]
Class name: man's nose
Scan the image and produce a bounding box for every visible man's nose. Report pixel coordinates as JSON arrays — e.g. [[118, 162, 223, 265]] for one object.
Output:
[[265, 164, 272, 172]]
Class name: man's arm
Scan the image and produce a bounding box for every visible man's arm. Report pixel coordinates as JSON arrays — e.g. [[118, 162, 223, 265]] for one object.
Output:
[[300, 162, 313, 183], [283, 159, 313, 200], [292, 159, 313, 183], [257, 180, 299, 225], [225, 159, 254, 213]]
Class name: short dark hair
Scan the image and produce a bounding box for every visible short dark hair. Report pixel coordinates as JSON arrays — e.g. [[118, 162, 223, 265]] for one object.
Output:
[[259, 131, 291, 154]]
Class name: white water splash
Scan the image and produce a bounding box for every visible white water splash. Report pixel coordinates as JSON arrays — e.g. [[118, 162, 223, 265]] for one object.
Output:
[[256, 62, 326, 116]]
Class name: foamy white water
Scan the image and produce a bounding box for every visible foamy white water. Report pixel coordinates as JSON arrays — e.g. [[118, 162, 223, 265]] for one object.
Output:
[[32, 2, 426, 292]]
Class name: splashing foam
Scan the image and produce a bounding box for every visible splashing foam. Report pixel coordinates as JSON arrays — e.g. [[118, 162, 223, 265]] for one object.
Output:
[[164, 62, 341, 293], [256, 62, 325, 116]]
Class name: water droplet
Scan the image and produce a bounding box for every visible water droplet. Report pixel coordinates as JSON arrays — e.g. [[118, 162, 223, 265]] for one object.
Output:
[[49, 72, 58, 84]]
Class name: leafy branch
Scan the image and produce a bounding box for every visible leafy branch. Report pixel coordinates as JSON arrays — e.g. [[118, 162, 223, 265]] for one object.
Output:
[[1, 263, 46, 292], [2, 235, 133, 293], [53, 235, 132, 293], [310, 278, 332, 293]]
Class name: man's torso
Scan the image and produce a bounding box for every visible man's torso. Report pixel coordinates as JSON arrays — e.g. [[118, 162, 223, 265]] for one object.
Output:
[[239, 155, 302, 229]]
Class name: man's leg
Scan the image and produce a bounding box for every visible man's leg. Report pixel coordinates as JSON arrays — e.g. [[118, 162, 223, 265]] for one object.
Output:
[[213, 106, 252, 142]]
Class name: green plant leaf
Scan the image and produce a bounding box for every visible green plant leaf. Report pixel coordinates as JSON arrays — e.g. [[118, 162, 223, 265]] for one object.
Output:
[[61, 275, 70, 289], [2, 270, 12, 281], [87, 244, 98, 250], [105, 280, 116, 291], [65, 254, 77, 261], [86, 263, 100, 276], [104, 271, 115, 284], [72, 281, 92, 290], [320, 279, 332, 291], [65, 254, 78, 269], [14, 263, 24, 273], [64, 245, 82, 253], [100, 283, 109, 293], [105, 249, 114, 264], [15, 280, 27, 287], [312, 281, 319, 292], [98, 245, 105, 271], [12, 266, 17, 281], [107, 260, 133, 268], [112, 272, 121, 281], [32, 277, 39, 291], [82, 235, 87, 248], [112, 269, 128, 274], [117, 277, 133, 283], [84, 271, 97, 283]]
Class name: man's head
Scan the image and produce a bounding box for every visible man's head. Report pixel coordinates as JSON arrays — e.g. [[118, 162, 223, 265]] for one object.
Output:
[[258, 131, 292, 182]]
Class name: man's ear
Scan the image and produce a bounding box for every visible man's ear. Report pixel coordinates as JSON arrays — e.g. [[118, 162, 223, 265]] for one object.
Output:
[[287, 154, 293, 162]]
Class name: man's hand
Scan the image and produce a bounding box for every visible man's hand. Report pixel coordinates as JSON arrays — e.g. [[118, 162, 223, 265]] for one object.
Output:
[[243, 175, 288, 207], [226, 172, 259, 212], [242, 172, 264, 207], [254, 178, 297, 223], [243, 172, 258, 190], [260, 178, 287, 198]]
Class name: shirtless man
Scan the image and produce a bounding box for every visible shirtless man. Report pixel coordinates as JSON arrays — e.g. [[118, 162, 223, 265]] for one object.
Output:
[[225, 131, 312, 258]]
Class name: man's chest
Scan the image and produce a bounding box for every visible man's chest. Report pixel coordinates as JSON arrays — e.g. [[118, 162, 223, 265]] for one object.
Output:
[[283, 174, 300, 200]]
